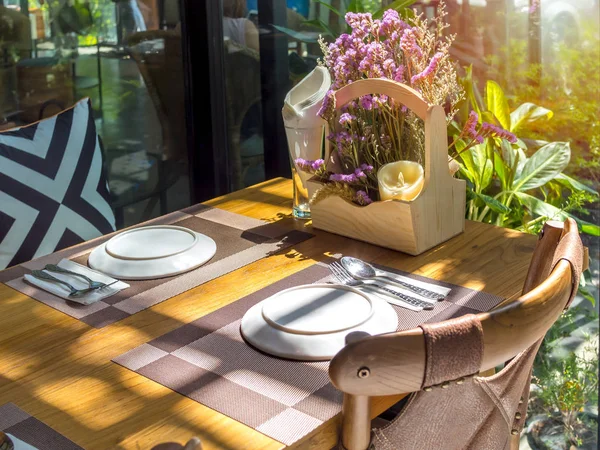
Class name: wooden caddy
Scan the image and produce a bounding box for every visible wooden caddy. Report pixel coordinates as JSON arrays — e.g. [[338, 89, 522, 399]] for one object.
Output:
[[307, 78, 466, 255]]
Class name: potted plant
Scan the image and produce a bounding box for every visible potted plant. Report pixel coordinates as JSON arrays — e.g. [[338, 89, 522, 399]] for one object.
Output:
[[293, 5, 517, 254]]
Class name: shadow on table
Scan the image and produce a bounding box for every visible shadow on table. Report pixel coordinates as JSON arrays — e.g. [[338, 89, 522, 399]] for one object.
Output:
[[0, 306, 261, 450]]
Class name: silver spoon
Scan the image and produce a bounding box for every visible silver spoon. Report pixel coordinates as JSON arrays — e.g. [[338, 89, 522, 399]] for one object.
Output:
[[329, 261, 430, 311], [340, 257, 446, 301]]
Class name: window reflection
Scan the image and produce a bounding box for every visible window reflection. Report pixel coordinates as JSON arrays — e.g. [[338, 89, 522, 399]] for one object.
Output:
[[222, 0, 264, 190], [114, 0, 147, 43], [0, 0, 190, 228]]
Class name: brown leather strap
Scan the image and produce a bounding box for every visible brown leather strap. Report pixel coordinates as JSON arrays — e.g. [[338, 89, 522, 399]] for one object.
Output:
[[419, 314, 484, 388], [551, 221, 584, 309]]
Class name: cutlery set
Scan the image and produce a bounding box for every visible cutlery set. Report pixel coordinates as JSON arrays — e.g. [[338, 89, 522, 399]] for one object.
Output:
[[29, 265, 117, 298], [329, 256, 447, 311], [27, 253, 446, 312]]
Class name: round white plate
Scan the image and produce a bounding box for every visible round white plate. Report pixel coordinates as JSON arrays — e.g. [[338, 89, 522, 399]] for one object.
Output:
[[88, 225, 217, 280], [240, 284, 398, 361]]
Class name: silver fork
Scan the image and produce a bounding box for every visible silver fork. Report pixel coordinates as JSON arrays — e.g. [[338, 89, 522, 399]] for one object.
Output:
[[30, 270, 117, 297], [44, 264, 109, 289], [329, 262, 433, 311]]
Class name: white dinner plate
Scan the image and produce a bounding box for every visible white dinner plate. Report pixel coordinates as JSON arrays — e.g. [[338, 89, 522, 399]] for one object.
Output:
[[88, 225, 217, 280], [240, 284, 398, 361], [5, 434, 38, 450]]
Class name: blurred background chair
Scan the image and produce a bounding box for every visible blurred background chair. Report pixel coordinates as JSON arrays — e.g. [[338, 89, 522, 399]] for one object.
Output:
[[223, 38, 263, 190], [127, 29, 186, 162], [101, 29, 188, 228], [0, 5, 32, 124]]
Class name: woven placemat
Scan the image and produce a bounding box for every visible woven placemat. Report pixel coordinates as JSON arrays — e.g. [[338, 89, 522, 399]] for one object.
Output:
[[0, 204, 313, 328], [113, 260, 503, 446], [0, 403, 83, 450]]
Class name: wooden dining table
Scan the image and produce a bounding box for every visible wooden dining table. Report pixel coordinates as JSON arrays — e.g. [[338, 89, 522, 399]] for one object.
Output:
[[0, 177, 538, 450]]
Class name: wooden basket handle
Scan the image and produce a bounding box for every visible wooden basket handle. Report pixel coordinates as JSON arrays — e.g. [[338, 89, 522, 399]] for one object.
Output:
[[332, 78, 451, 188], [333, 78, 428, 120]]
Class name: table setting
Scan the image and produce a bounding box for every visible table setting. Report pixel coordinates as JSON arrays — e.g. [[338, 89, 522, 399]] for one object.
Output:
[[112, 252, 505, 446], [0, 204, 313, 328], [0, 177, 538, 449], [23, 259, 129, 305], [0, 35, 541, 450], [0, 9, 542, 447]]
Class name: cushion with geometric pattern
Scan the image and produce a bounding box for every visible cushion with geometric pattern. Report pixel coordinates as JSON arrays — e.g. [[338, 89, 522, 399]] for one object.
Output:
[[0, 98, 116, 269]]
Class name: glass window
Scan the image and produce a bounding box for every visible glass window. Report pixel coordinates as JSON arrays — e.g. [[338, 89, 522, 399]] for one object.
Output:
[[221, 0, 264, 190], [0, 0, 191, 229]]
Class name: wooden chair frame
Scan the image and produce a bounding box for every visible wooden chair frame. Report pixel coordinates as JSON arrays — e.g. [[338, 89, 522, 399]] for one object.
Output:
[[329, 219, 581, 450]]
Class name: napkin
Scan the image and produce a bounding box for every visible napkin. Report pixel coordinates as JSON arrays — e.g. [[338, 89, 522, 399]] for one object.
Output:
[[5, 434, 39, 450], [23, 259, 130, 305]]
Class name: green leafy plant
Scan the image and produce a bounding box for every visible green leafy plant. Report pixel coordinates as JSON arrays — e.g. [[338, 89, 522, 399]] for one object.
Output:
[[450, 75, 599, 237], [486, 20, 600, 186], [530, 306, 599, 447], [274, 0, 417, 42], [307, 0, 416, 36]]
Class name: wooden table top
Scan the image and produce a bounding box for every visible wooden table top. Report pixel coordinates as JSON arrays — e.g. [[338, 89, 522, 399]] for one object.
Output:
[[0, 177, 538, 450]]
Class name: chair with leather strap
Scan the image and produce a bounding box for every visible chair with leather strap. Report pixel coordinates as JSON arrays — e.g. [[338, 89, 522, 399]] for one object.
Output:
[[329, 218, 585, 450]]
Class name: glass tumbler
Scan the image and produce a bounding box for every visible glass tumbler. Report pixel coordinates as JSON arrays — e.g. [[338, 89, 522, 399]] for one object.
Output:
[[285, 125, 324, 219]]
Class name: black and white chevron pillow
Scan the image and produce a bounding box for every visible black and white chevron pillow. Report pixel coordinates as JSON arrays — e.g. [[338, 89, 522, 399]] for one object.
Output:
[[0, 98, 116, 269]]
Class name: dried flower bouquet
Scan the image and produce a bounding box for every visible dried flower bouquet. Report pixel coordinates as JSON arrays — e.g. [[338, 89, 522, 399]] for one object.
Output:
[[296, 3, 515, 206]]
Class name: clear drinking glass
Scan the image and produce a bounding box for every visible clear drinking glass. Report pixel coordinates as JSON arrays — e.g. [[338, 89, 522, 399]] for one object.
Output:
[[285, 124, 325, 220], [291, 158, 311, 219], [282, 66, 331, 220]]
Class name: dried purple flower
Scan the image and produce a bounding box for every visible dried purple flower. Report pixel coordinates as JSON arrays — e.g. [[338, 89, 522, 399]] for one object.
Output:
[[382, 58, 396, 75], [315, 4, 465, 198], [529, 0, 540, 14], [355, 190, 373, 205], [411, 52, 444, 84], [380, 9, 407, 38], [317, 90, 336, 120], [353, 168, 367, 179], [481, 122, 518, 143], [360, 95, 374, 110], [393, 65, 405, 83], [345, 12, 373, 38], [462, 110, 479, 140], [400, 28, 423, 59], [339, 113, 356, 125], [311, 159, 325, 171], [295, 158, 326, 174], [329, 173, 359, 183]]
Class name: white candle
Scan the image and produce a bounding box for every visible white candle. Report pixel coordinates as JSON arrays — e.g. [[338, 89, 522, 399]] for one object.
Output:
[[377, 161, 424, 201]]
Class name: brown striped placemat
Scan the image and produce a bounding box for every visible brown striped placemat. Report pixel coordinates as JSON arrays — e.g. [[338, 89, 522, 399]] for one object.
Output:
[[0, 403, 83, 450], [0, 205, 313, 328], [113, 259, 503, 446]]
